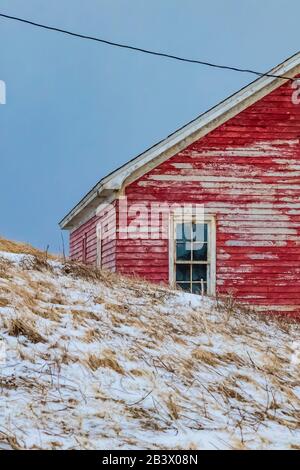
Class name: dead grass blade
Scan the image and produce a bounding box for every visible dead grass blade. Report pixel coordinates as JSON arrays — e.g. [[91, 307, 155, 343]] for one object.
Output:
[[7, 316, 46, 343]]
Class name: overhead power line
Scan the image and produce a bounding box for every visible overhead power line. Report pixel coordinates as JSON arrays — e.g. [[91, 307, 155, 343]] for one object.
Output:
[[0, 12, 298, 82]]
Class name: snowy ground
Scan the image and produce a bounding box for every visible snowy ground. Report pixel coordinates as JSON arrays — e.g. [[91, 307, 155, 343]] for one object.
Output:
[[0, 248, 299, 450]]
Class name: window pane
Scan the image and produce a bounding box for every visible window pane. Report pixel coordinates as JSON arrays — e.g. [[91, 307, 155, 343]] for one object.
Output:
[[192, 223, 208, 242], [176, 264, 191, 282], [192, 265, 207, 282], [176, 223, 192, 241], [193, 242, 208, 261], [176, 242, 192, 261], [177, 282, 191, 292], [192, 283, 207, 294]]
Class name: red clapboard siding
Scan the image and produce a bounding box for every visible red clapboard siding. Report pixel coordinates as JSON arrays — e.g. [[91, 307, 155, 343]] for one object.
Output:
[[70, 201, 117, 272], [115, 78, 300, 316], [68, 76, 300, 316]]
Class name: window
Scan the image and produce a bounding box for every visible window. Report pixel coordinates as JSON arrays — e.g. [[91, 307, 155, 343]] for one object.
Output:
[[171, 216, 216, 295]]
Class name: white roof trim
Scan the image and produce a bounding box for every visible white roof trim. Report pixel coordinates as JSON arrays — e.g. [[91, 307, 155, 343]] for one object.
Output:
[[60, 52, 300, 229]]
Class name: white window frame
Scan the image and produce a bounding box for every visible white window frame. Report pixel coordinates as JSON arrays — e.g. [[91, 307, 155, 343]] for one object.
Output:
[[169, 213, 216, 296]]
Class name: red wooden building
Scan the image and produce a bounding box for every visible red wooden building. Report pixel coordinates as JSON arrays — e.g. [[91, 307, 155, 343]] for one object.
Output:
[[60, 53, 300, 317]]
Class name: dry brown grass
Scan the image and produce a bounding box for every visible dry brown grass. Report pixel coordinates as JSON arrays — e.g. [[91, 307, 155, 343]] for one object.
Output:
[[32, 307, 62, 322], [233, 373, 259, 386], [215, 382, 246, 403], [166, 395, 180, 420], [0, 376, 18, 390], [71, 310, 99, 321], [220, 351, 247, 368], [86, 352, 125, 375], [62, 261, 115, 287], [16, 345, 33, 361], [0, 431, 24, 450], [20, 254, 53, 273], [171, 335, 188, 346], [37, 280, 55, 291], [59, 346, 76, 365], [129, 368, 145, 377], [82, 328, 103, 343], [6, 317, 45, 343], [6, 284, 37, 310], [0, 256, 13, 279], [105, 302, 129, 315], [263, 353, 285, 375], [0, 297, 10, 307], [192, 348, 220, 367], [50, 294, 66, 305], [126, 406, 164, 432], [61, 260, 175, 304], [0, 237, 58, 260]]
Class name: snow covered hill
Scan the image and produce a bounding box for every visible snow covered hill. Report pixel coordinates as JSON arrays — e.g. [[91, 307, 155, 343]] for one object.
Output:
[[0, 240, 299, 450]]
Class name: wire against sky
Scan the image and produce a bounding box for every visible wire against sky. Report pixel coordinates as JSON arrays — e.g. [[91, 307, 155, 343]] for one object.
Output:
[[0, 12, 298, 82]]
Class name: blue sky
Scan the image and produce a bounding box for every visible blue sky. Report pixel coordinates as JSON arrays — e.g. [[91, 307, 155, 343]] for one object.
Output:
[[0, 0, 299, 253]]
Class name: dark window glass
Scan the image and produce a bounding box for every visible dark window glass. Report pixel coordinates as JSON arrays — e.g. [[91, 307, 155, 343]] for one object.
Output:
[[177, 283, 191, 292], [193, 242, 208, 261], [176, 264, 191, 282], [192, 223, 208, 242], [192, 265, 207, 282], [176, 223, 192, 241], [176, 242, 192, 261], [192, 283, 207, 294]]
